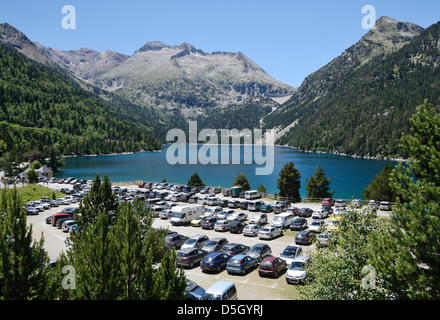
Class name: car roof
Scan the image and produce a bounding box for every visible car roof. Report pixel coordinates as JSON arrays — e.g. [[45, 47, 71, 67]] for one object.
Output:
[[229, 254, 247, 260], [180, 247, 202, 253], [205, 281, 235, 294], [210, 237, 227, 242], [261, 256, 277, 262]]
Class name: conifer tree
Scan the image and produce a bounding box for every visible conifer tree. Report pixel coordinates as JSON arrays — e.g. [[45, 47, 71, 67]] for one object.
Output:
[[0, 187, 53, 299], [305, 165, 334, 200], [370, 101, 440, 299], [187, 172, 205, 187], [233, 173, 251, 191], [277, 162, 301, 202]]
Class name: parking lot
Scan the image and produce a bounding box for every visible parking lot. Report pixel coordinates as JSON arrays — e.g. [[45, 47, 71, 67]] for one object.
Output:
[[26, 182, 391, 300]]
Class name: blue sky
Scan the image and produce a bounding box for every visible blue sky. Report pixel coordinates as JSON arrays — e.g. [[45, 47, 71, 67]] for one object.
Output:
[[1, 0, 439, 87]]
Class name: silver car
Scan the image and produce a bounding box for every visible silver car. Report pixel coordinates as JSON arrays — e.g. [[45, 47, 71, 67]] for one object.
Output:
[[258, 227, 283, 240], [181, 234, 209, 250], [243, 224, 261, 237]]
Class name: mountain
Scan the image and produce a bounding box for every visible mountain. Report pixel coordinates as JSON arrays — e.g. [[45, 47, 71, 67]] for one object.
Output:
[[0, 40, 164, 171], [0, 23, 294, 129], [65, 41, 294, 120], [262, 16, 439, 158]]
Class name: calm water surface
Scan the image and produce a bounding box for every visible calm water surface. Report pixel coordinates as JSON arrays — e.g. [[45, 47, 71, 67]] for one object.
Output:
[[55, 145, 399, 200]]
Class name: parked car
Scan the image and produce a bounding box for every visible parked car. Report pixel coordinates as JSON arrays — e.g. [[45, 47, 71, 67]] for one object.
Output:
[[181, 234, 209, 250], [221, 243, 249, 256], [205, 206, 223, 217], [308, 220, 325, 233], [290, 218, 308, 231], [217, 199, 229, 207], [201, 237, 229, 253], [61, 220, 77, 233], [260, 204, 273, 213], [280, 244, 303, 266], [335, 199, 346, 208], [250, 213, 268, 225], [243, 224, 261, 237], [201, 281, 238, 301], [240, 201, 249, 210], [258, 256, 287, 278], [321, 205, 333, 215], [327, 215, 343, 232], [226, 212, 248, 222], [351, 199, 362, 208], [201, 217, 218, 230], [176, 248, 207, 268], [186, 279, 206, 300], [226, 254, 258, 275], [228, 200, 241, 209], [247, 243, 272, 263], [214, 220, 231, 232], [191, 215, 209, 227], [164, 233, 189, 250], [247, 200, 265, 212], [380, 201, 392, 211], [322, 198, 335, 206], [295, 230, 316, 245], [312, 209, 328, 219], [298, 208, 313, 217], [159, 209, 173, 219], [217, 209, 235, 220], [286, 207, 300, 216], [229, 221, 247, 234], [200, 252, 231, 273], [286, 256, 310, 284], [316, 232, 336, 247], [258, 227, 283, 240]]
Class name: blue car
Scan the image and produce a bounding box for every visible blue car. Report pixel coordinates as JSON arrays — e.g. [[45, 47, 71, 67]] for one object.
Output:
[[226, 254, 258, 275], [200, 252, 231, 273]]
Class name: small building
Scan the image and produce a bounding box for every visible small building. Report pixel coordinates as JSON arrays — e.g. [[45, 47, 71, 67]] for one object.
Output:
[[37, 166, 53, 179]]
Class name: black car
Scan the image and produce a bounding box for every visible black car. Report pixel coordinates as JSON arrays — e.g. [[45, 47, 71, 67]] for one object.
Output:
[[290, 218, 308, 231], [229, 221, 247, 234], [295, 231, 316, 245], [165, 233, 189, 250], [247, 243, 272, 263], [240, 201, 249, 210], [298, 208, 313, 218], [218, 199, 229, 207], [221, 243, 250, 256], [201, 217, 218, 230], [176, 248, 207, 268]]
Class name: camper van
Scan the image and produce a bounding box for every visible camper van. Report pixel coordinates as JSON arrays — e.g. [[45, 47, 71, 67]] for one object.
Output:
[[170, 204, 205, 226], [245, 190, 261, 200], [271, 211, 295, 229]]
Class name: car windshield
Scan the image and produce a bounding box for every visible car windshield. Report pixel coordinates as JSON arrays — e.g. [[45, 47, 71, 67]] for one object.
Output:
[[329, 221, 339, 226], [261, 228, 270, 232], [273, 216, 282, 221], [186, 238, 197, 245], [281, 247, 298, 257], [311, 222, 321, 226], [204, 240, 217, 247], [289, 261, 305, 271], [249, 246, 262, 253], [202, 293, 222, 300], [172, 212, 183, 218]]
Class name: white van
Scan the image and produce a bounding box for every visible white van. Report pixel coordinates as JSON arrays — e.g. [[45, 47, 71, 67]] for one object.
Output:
[[271, 212, 295, 229], [245, 190, 261, 200], [201, 281, 238, 300], [170, 204, 205, 226]]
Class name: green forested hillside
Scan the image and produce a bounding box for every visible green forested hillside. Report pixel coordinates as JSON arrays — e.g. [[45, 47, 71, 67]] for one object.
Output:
[[263, 21, 440, 158], [0, 43, 163, 172]]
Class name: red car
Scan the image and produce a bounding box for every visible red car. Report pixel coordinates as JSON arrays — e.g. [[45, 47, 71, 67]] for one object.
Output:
[[258, 256, 287, 278], [51, 213, 75, 226], [322, 198, 335, 206]]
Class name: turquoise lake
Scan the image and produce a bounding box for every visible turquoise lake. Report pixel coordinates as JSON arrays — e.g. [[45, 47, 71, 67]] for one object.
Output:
[[54, 145, 400, 200]]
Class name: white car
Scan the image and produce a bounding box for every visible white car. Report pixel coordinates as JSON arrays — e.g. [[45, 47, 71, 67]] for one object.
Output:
[[226, 212, 248, 222], [205, 206, 223, 217], [243, 224, 261, 237], [280, 244, 303, 266], [216, 209, 235, 220], [258, 227, 283, 240], [308, 220, 325, 233], [159, 209, 173, 219], [286, 256, 309, 284], [312, 209, 328, 219]]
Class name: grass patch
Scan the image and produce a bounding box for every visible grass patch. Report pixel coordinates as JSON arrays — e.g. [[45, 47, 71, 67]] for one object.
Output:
[[3, 185, 64, 204]]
